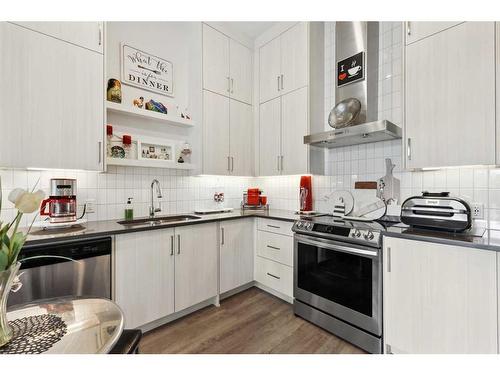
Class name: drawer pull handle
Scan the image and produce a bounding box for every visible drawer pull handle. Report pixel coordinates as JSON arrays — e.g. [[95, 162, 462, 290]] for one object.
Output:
[[267, 272, 280, 280], [266, 245, 280, 250], [267, 225, 280, 229]]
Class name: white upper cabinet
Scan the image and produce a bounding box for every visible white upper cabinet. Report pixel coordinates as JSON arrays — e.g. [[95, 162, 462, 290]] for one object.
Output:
[[281, 87, 308, 175], [259, 22, 309, 104], [259, 36, 281, 103], [0, 22, 104, 171], [230, 99, 253, 176], [229, 39, 253, 104], [405, 22, 495, 169], [203, 24, 252, 104], [203, 90, 230, 175], [405, 21, 463, 45], [12, 22, 103, 53], [219, 219, 254, 294], [384, 237, 498, 354], [259, 97, 282, 176], [203, 24, 230, 97], [280, 22, 308, 96]]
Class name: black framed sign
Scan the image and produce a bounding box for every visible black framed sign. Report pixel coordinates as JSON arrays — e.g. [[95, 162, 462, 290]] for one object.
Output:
[[337, 51, 364, 87]]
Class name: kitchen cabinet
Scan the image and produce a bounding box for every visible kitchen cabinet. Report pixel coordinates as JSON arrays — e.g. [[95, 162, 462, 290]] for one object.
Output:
[[219, 219, 254, 294], [405, 22, 495, 169], [259, 22, 308, 103], [383, 237, 498, 354], [0, 22, 104, 171], [114, 229, 175, 329], [202, 24, 252, 104], [11, 21, 103, 53], [203, 90, 253, 176], [115, 223, 218, 328], [258, 87, 309, 176], [405, 21, 463, 45], [174, 223, 218, 312]]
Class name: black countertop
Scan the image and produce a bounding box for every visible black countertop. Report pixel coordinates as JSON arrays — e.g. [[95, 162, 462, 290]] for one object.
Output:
[[23, 209, 500, 252]]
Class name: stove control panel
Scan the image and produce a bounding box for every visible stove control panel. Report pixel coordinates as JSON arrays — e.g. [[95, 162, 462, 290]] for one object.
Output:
[[292, 220, 381, 246]]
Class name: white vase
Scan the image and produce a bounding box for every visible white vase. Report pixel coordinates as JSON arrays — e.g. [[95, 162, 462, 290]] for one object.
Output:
[[0, 262, 20, 347]]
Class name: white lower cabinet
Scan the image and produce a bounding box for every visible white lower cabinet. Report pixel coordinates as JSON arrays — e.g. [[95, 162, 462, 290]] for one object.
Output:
[[383, 237, 498, 354], [219, 219, 254, 294], [255, 256, 293, 297], [114, 222, 218, 329]]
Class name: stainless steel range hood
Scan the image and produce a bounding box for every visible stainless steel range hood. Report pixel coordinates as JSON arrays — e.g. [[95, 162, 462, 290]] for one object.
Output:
[[305, 21, 402, 149]]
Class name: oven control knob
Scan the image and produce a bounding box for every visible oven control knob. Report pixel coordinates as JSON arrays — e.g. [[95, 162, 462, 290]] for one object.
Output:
[[306, 222, 313, 230], [296, 221, 304, 229], [354, 229, 361, 238], [364, 231, 375, 241]]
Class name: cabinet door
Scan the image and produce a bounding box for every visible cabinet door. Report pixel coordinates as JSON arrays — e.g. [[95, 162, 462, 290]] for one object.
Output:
[[220, 219, 254, 294], [259, 97, 282, 176], [405, 22, 495, 168], [405, 21, 463, 45], [280, 22, 308, 95], [203, 90, 230, 175], [203, 24, 230, 97], [229, 39, 252, 104], [259, 36, 281, 103], [174, 223, 218, 312], [0, 22, 104, 171], [229, 99, 253, 176], [384, 237, 497, 354], [11, 21, 103, 53], [281, 86, 308, 175], [115, 229, 175, 329]]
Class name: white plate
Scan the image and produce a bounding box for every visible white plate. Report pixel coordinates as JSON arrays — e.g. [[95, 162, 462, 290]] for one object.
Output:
[[33, 218, 87, 230]]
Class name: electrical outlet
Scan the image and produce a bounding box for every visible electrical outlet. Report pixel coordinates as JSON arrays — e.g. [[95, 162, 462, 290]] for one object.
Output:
[[471, 203, 484, 219], [85, 199, 96, 214]]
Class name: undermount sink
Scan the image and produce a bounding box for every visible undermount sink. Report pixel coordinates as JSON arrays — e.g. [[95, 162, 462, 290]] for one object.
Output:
[[117, 214, 202, 226]]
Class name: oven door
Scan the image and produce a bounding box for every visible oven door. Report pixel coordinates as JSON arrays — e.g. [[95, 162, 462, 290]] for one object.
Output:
[[294, 234, 382, 336]]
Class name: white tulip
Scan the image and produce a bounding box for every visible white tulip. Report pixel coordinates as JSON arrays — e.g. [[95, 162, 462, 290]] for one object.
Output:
[[8, 189, 45, 214], [8, 188, 25, 205]]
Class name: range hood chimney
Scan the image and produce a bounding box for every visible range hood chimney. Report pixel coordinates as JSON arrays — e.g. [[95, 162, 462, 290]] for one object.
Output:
[[304, 22, 401, 148]]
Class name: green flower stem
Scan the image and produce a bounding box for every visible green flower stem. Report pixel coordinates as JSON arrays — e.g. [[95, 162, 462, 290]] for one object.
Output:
[[8, 213, 23, 260]]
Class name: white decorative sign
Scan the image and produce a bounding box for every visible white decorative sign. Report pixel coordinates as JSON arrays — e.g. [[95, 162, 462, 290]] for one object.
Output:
[[121, 43, 174, 97]]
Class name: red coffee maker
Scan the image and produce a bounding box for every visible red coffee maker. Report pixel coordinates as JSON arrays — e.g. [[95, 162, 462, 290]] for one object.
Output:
[[40, 179, 77, 223], [299, 176, 313, 212]]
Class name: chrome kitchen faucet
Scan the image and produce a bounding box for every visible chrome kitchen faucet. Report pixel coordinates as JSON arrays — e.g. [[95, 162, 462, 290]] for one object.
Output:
[[149, 179, 163, 218]]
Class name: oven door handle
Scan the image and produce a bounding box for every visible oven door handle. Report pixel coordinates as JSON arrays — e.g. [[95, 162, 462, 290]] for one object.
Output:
[[295, 234, 379, 258]]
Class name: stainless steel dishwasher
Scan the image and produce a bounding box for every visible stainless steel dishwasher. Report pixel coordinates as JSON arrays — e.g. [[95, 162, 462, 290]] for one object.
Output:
[[8, 237, 112, 308]]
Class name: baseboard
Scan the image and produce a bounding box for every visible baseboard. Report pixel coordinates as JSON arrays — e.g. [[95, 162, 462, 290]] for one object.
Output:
[[220, 282, 255, 300], [254, 282, 293, 304]]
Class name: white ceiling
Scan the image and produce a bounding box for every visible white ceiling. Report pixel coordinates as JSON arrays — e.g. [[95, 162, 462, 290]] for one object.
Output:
[[222, 22, 277, 40]]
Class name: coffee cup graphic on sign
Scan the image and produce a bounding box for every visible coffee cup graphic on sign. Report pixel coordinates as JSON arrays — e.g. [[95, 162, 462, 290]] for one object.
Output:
[[337, 51, 364, 87]]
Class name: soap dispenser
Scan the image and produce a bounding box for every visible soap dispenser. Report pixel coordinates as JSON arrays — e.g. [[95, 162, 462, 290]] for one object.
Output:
[[125, 197, 134, 220]]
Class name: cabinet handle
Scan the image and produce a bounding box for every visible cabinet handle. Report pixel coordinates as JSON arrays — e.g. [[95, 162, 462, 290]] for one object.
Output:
[[407, 138, 412, 161], [231, 156, 234, 172], [177, 234, 181, 255], [221, 227, 225, 245], [267, 272, 280, 280], [231, 78, 234, 94], [277, 156, 280, 171], [266, 245, 280, 250], [98, 23, 102, 46], [98, 141, 102, 164], [280, 74, 284, 90], [227, 77, 230, 92], [277, 75, 280, 91], [386, 247, 391, 273], [280, 155, 284, 172], [227, 156, 231, 171], [406, 21, 411, 36], [170, 235, 174, 256], [267, 224, 281, 229]]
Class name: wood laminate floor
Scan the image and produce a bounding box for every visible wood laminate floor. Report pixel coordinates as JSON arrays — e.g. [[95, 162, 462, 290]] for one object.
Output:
[[140, 287, 365, 354]]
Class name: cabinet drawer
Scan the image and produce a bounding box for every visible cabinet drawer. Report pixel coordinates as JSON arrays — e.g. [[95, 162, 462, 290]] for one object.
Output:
[[257, 218, 293, 236], [257, 230, 293, 266], [255, 256, 293, 297]]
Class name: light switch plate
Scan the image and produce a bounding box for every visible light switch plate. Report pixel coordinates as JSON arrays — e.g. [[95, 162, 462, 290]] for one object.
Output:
[[471, 203, 484, 219], [85, 199, 96, 213]]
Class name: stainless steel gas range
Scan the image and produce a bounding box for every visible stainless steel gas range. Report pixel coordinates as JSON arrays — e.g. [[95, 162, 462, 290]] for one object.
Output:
[[292, 216, 390, 354]]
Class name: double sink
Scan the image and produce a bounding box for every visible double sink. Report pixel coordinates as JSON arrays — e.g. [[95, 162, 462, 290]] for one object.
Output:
[[117, 214, 202, 227]]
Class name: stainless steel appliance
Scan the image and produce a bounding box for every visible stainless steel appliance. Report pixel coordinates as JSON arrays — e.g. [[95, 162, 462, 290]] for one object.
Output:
[[401, 192, 472, 232], [39, 178, 77, 223], [292, 216, 386, 353], [304, 21, 402, 148], [8, 237, 111, 308]]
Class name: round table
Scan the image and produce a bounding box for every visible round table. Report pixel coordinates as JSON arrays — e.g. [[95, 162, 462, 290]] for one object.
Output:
[[2, 297, 124, 354]]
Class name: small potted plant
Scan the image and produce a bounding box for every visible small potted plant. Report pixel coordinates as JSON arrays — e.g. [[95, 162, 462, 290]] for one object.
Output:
[[0, 178, 44, 347]]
